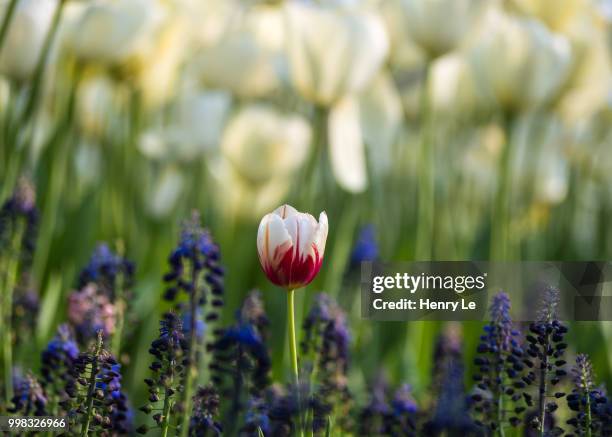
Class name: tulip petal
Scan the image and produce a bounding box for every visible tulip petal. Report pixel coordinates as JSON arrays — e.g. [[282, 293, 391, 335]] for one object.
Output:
[[257, 213, 291, 268], [274, 204, 298, 219], [315, 211, 329, 257], [329, 97, 368, 193]]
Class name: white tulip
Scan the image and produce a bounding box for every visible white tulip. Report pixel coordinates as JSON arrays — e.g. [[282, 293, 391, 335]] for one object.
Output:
[[77, 75, 120, 139], [359, 72, 402, 176], [535, 150, 568, 205], [0, 0, 57, 81], [470, 8, 573, 111], [139, 90, 232, 160], [430, 53, 487, 114], [555, 7, 612, 123], [209, 158, 292, 220], [194, 6, 284, 98], [378, 0, 425, 68], [137, 19, 188, 108], [148, 166, 184, 218], [180, 0, 244, 49], [284, 0, 389, 106], [69, 0, 164, 65], [400, 0, 487, 58], [508, 0, 585, 31], [220, 104, 311, 184], [329, 96, 367, 193]]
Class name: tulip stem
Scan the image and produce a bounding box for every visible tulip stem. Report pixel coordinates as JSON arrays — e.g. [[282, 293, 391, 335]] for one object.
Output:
[[287, 289, 299, 382], [0, 0, 18, 56], [287, 289, 304, 437], [415, 62, 434, 261], [1, 220, 24, 408], [491, 114, 515, 260]]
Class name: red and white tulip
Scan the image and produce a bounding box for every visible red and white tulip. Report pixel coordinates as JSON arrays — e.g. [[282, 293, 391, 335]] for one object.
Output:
[[257, 204, 328, 290]]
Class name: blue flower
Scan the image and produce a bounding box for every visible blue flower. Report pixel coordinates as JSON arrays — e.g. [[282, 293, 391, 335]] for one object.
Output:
[[472, 292, 526, 432], [182, 308, 206, 340], [78, 243, 135, 299], [189, 385, 223, 436], [0, 178, 38, 266], [351, 225, 378, 265], [391, 384, 417, 415], [9, 372, 47, 415], [41, 324, 79, 391], [566, 354, 609, 435], [210, 291, 271, 407]]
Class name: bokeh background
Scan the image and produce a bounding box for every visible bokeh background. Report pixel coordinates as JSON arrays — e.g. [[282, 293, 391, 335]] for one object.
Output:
[[0, 0, 611, 428]]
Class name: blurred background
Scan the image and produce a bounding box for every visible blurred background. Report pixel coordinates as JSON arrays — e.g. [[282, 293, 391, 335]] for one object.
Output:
[[0, 0, 611, 422]]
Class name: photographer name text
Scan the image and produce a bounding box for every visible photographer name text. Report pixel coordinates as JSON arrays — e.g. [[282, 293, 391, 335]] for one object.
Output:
[[369, 272, 486, 313]]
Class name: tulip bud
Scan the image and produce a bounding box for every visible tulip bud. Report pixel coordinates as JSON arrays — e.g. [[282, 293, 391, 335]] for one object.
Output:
[[257, 205, 328, 290], [68, 0, 166, 72], [469, 8, 573, 111], [400, 0, 487, 59], [284, 1, 389, 106], [0, 0, 58, 81]]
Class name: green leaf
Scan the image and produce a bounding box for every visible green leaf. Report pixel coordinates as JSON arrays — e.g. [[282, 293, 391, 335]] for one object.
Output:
[[325, 416, 333, 437]]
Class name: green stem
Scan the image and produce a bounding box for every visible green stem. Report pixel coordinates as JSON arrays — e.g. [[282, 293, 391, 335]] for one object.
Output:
[[538, 334, 550, 436], [179, 266, 200, 437], [415, 62, 434, 261], [32, 65, 81, 280], [20, 0, 66, 125], [287, 289, 304, 437], [0, 0, 18, 55], [1, 221, 24, 407], [491, 114, 515, 260], [287, 289, 299, 385], [81, 333, 103, 437], [111, 269, 125, 357], [495, 335, 506, 437], [582, 366, 592, 437], [497, 391, 505, 437], [160, 386, 173, 437], [301, 106, 328, 208]]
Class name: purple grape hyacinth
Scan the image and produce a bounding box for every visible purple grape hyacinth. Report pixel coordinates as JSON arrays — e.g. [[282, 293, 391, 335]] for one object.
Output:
[[471, 292, 527, 433]]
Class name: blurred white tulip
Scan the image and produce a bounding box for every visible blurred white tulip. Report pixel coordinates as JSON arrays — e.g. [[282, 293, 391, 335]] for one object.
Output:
[[470, 8, 573, 111], [194, 7, 284, 98], [555, 6, 612, 124], [535, 149, 568, 205], [359, 72, 402, 176], [74, 142, 102, 189], [329, 97, 367, 193], [284, 0, 389, 106], [139, 90, 232, 160], [378, 0, 425, 68], [69, 0, 165, 65], [70, 0, 187, 108], [209, 104, 312, 219], [176, 91, 232, 154], [137, 19, 188, 108], [400, 0, 487, 59], [221, 104, 311, 183], [77, 75, 120, 139], [430, 53, 487, 115], [148, 166, 184, 218], [179, 0, 244, 49], [0, 0, 57, 81], [508, 0, 585, 31], [210, 158, 292, 220]]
